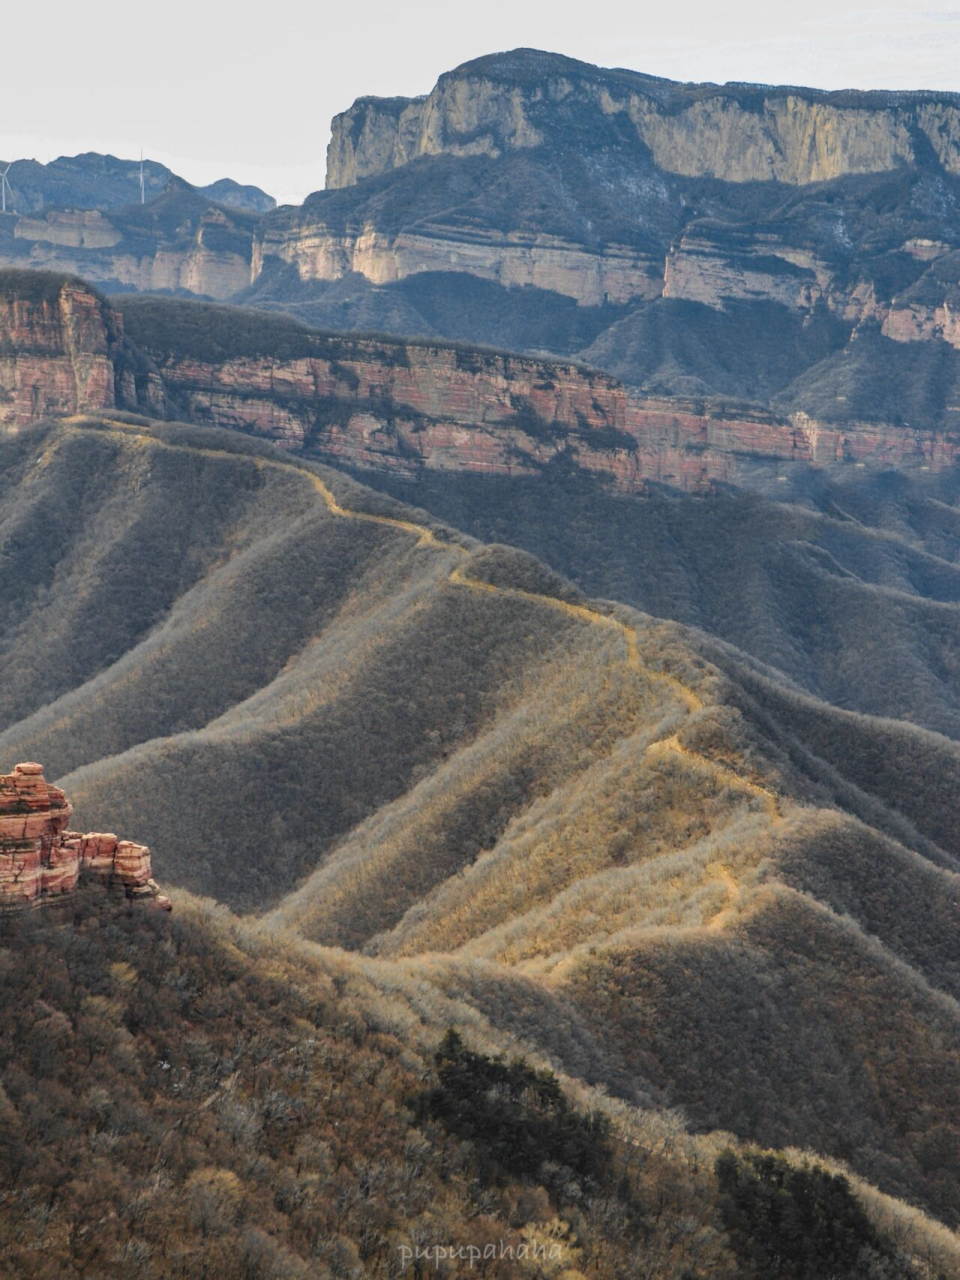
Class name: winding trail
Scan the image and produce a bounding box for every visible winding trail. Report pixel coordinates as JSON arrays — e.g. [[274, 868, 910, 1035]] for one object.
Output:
[[56, 418, 779, 928], [645, 734, 781, 820], [63, 416, 695, 704]]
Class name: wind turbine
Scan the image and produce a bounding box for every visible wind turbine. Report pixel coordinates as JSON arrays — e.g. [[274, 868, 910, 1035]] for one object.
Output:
[[0, 164, 12, 214], [139, 149, 145, 204]]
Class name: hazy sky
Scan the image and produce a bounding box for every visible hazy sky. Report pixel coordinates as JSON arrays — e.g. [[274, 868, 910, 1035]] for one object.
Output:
[[4, 0, 960, 205]]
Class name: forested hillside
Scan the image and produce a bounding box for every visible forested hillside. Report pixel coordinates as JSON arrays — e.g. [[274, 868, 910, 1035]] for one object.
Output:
[[0, 414, 958, 1246], [5, 894, 957, 1278]]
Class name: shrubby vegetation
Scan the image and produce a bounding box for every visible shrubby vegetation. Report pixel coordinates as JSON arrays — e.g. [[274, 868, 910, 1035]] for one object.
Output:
[[419, 1031, 617, 1189], [0, 268, 101, 305], [1, 898, 949, 1278], [2, 417, 960, 1251]]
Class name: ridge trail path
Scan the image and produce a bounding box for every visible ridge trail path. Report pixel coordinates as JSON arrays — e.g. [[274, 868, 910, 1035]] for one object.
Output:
[[63, 416, 699, 710], [59, 419, 777, 929]]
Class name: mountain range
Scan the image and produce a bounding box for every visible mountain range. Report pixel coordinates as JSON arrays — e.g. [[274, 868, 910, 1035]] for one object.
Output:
[[0, 151, 276, 213], [2, 46, 960, 1280], [4, 50, 960, 435]]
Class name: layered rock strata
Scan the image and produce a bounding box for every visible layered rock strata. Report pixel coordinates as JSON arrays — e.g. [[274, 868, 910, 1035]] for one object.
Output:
[[326, 50, 960, 189], [11, 207, 252, 299], [0, 763, 170, 911], [5, 269, 959, 493], [0, 273, 163, 424], [142, 331, 960, 490], [252, 223, 664, 306]]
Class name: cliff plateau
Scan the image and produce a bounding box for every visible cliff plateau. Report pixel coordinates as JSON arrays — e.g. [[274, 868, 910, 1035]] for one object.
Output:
[[4, 53, 960, 434], [326, 49, 960, 188]]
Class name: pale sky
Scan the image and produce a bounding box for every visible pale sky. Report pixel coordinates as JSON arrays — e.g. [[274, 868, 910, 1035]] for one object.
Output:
[[4, 0, 960, 206]]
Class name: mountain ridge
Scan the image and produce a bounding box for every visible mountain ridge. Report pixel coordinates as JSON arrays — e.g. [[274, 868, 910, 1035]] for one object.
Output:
[[0, 151, 276, 214], [0, 412, 957, 1229]]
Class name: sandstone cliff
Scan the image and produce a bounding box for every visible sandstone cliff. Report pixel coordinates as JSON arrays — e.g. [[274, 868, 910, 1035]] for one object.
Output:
[[326, 49, 960, 189], [6, 272, 958, 493], [120, 296, 960, 492], [0, 272, 163, 424], [0, 183, 258, 302], [0, 762, 169, 910]]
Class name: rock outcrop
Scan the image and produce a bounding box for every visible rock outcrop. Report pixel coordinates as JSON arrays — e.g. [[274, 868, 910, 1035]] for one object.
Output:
[[0, 762, 170, 910], [0, 271, 163, 424]]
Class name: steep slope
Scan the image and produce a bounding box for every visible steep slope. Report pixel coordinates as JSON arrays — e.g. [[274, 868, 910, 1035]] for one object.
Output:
[[0, 414, 959, 1233], [116, 292, 960, 488]]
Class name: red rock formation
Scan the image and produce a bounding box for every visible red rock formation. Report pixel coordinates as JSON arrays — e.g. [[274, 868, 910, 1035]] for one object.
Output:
[[0, 274, 164, 425], [0, 763, 170, 911], [146, 339, 960, 493], [5, 271, 958, 493]]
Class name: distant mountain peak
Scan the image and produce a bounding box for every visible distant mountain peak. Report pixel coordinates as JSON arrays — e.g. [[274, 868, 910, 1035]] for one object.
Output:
[[0, 152, 276, 215]]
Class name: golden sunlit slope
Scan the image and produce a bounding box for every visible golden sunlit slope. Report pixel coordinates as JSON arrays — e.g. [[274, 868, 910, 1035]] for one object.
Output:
[[1, 414, 959, 1236]]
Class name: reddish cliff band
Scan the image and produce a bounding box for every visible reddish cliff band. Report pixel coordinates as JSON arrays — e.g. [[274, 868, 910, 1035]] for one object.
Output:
[[2, 273, 959, 493]]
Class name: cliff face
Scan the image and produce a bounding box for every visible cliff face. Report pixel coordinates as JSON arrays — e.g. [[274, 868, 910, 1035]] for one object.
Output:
[[7, 206, 253, 300], [7, 272, 958, 494], [0, 276, 119, 423], [0, 185, 258, 302], [0, 762, 170, 910], [326, 50, 960, 189], [121, 299, 960, 491], [253, 222, 663, 307], [0, 273, 163, 424]]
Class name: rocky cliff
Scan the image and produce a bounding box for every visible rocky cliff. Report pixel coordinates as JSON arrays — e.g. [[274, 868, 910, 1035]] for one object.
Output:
[[4, 52, 960, 432], [0, 183, 258, 301], [0, 272, 163, 423], [120, 296, 960, 491], [0, 762, 170, 910], [326, 49, 960, 189], [6, 273, 958, 491]]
